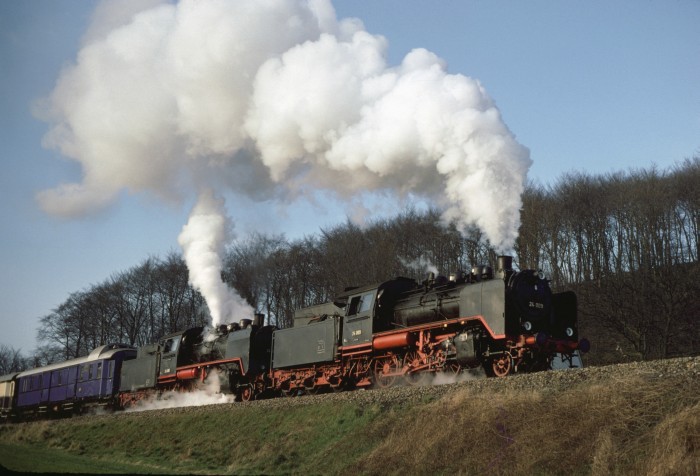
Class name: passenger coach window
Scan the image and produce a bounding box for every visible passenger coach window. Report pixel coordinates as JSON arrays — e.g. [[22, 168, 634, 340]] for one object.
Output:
[[80, 364, 89, 381]]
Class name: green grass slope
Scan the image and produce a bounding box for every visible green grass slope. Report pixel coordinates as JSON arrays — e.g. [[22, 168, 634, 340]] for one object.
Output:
[[1, 360, 698, 475]]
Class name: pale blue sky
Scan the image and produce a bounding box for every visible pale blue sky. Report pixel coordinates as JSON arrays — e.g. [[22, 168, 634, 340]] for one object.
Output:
[[1, 1, 698, 352]]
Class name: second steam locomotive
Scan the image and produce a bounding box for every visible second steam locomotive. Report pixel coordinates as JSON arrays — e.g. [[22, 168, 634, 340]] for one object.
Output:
[[1, 256, 589, 418]]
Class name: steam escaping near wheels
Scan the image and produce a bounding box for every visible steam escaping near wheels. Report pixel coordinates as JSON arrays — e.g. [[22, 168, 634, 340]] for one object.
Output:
[[124, 369, 233, 413], [36, 0, 531, 323]]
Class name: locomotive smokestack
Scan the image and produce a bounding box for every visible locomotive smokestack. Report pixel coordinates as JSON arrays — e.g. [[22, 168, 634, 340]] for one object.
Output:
[[253, 313, 265, 327], [239, 319, 253, 329], [497, 256, 513, 279]]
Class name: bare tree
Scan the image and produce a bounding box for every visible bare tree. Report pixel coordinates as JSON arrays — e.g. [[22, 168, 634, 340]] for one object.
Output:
[[0, 345, 28, 374]]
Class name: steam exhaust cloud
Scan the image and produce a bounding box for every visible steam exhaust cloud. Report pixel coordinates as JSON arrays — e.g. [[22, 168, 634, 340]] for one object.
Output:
[[177, 189, 254, 325], [36, 0, 531, 325]]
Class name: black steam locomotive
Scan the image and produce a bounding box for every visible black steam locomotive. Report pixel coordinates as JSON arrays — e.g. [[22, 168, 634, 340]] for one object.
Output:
[[0, 256, 588, 418], [266, 254, 588, 395]]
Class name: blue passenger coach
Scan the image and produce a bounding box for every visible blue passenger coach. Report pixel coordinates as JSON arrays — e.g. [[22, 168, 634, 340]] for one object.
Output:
[[12, 344, 136, 418]]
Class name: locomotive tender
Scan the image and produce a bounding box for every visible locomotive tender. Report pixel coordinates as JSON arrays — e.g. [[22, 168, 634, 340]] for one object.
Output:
[[0, 256, 589, 418]]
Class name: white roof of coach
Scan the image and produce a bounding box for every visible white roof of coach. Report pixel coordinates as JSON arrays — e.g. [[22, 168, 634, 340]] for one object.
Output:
[[17, 344, 136, 378]]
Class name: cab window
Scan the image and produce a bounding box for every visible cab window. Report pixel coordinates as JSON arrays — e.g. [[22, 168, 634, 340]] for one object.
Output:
[[347, 292, 374, 316], [163, 336, 181, 353]]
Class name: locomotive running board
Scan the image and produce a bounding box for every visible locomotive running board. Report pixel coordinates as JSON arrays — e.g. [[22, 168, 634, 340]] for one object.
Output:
[[158, 357, 246, 385], [336, 315, 504, 359], [371, 315, 506, 341], [338, 343, 373, 357]]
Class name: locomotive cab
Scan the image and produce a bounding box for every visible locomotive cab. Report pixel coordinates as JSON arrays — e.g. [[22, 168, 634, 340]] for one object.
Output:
[[158, 327, 204, 379], [339, 277, 418, 345], [342, 285, 375, 346]]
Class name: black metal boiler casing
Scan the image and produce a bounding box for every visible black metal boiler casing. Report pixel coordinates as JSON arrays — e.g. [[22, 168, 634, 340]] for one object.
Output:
[[191, 323, 275, 375], [390, 268, 568, 339], [391, 279, 508, 337]]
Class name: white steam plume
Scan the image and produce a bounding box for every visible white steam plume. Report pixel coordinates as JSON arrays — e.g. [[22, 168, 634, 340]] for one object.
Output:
[[400, 255, 439, 276], [37, 0, 531, 251], [36, 0, 532, 326], [178, 190, 254, 326]]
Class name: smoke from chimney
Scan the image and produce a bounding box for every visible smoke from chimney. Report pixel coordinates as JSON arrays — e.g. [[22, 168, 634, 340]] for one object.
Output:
[[36, 0, 531, 323], [177, 189, 253, 326]]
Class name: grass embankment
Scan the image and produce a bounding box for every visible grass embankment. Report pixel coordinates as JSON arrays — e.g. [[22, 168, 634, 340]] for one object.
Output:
[[0, 368, 698, 475]]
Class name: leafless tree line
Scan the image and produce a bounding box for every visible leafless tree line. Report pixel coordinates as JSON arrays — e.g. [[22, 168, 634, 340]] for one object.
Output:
[[518, 159, 698, 283], [34, 253, 209, 364], [2, 158, 697, 371], [518, 157, 699, 362]]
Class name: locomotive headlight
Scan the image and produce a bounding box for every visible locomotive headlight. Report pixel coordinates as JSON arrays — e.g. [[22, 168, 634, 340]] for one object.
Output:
[[565, 327, 574, 337], [523, 321, 532, 331]]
